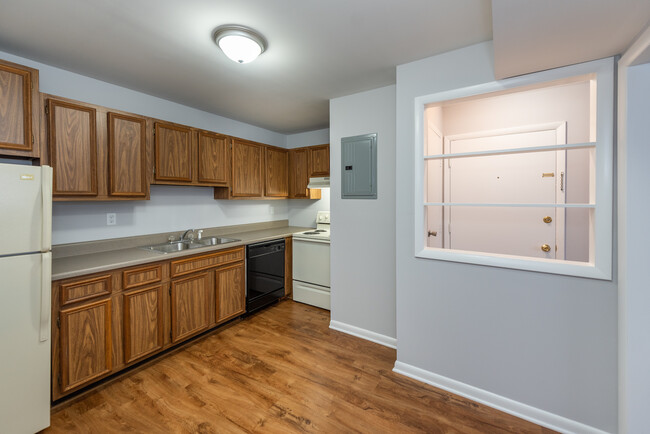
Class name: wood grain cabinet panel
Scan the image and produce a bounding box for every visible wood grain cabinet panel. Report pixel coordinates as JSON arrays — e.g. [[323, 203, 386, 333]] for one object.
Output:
[[171, 272, 211, 343], [123, 285, 163, 364], [171, 247, 244, 277], [265, 146, 289, 197], [198, 130, 230, 185], [0, 59, 39, 157], [59, 298, 112, 394], [215, 262, 245, 323], [108, 112, 147, 197], [289, 148, 309, 198], [154, 122, 192, 183], [231, 138, 263, 197], [122, 264, 163, 290], [309, 144, 330, 176], [48, 99, 98, 196], [60, 274, 112, 306]]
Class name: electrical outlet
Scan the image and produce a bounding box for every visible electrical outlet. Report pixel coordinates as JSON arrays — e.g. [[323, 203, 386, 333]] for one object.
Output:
[[106, 213, 117, 226]]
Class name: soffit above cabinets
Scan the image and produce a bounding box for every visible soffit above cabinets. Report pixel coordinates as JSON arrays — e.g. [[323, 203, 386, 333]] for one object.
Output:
[[492, 0, 650, 79], [0, 0, 492, 134]]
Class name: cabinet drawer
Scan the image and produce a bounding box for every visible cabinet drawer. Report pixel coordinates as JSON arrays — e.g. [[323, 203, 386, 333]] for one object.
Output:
[[171, 247, 244, 277], [122, 264, 163, 290], [60, 274, 112, 306]]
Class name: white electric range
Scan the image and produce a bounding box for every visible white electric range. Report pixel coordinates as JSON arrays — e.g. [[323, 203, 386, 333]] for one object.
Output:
[[292, 211, 330, 309]]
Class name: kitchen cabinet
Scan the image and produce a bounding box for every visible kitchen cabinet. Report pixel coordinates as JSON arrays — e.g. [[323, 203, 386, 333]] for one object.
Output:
[[46, 95, 151, 201], [108, 113, 148, 198], [58, 298, 112, 395], [123, 284, 164, 364], [215, 262, 245, 323], [50, 246, 255, 400], [229, 138, 264, 197], [170, 272, 211, 343], [153, 121, 193, 183], [48, 99, 98, 197], [265, 146, 289, 197], [309, 144, 330, 176], [0, 58, 40, 158], [197, 130, 230, 185], [289, 147, 321, 199]]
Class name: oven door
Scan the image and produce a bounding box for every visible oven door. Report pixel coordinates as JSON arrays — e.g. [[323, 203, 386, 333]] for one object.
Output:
[[292, 238, 330, 287]]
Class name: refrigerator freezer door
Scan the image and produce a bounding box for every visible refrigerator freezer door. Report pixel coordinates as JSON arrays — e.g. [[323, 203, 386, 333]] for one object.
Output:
[[0, 253, 51, 433], [0, 163, 51, 256]]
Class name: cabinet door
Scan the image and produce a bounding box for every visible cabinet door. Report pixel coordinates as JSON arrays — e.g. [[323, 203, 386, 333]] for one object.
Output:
[[59, 298, 112, 393], [171, 272, 210, 343], [154, 122, 192, 183], [0, 60, 38, 157], [309, 144, 330, 176], [265, 147, 289, 197], [123, 285, 163, 364], [108, 112, 148, 197], [289, 148, 310, 198], [48, 99, 98, 196], [231, 139, 263, 197], [198, 131, 229, 185], [215, 262, 245, 323]]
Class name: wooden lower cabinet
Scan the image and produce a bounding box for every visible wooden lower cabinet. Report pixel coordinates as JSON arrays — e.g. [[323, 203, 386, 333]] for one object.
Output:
[[58, 298, 112, 396], [123, 284, 164, 364], [171, 272, 211, 343], [215, 262, 245, 323], [52, 247, 246, 401]]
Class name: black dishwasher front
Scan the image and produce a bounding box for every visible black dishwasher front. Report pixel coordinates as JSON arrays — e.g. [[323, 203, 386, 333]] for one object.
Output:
[[246, 239, 285, 313]]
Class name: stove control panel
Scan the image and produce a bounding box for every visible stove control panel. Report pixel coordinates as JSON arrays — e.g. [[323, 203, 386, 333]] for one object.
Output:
[[316, 211, 330, 224]]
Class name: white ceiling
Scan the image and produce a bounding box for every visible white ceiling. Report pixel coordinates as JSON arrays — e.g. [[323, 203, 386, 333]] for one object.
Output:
[[0, 0, 492, 134], [492, 0, 650, 79], [1, 1, 648, 135]]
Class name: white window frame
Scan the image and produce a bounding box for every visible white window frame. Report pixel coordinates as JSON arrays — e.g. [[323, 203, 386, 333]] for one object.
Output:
[[413, 57, 614, 280]]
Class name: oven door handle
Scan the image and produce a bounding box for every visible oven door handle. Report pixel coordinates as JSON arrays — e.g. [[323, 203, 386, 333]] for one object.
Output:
[[293, 238, 330, 244]]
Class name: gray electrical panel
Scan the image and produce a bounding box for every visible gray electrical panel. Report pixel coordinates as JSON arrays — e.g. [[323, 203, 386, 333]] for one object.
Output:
[[341, 133, 377, 199]]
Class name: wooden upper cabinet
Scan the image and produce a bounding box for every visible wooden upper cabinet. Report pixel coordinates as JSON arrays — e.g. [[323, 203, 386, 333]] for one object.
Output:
[[309, 144, 330, 176], [48, 99, 98, 197], [154, 122, 192, 183], [0, 59, 39, 158], [108, 112, 147, 197], [197, 130, 230, 185], [123, 284, 163, 364], [231, 138, 263, 197], [289, 148, 310, 198], [265, 146, 289, 197], [58, 298, 112, 395]]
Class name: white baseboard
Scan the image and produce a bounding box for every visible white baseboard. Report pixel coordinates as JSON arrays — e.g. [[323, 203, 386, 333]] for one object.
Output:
[[329, 320, 397, 349], [393, 361, 609, 434]]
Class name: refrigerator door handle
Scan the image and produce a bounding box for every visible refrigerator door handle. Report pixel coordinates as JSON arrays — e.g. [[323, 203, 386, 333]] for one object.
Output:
[[40, 252, 52, 342], [41, 165, 53, 252]]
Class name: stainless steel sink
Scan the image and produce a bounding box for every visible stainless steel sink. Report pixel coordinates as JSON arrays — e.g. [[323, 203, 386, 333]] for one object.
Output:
[[191, 236, 240, 246], [140, 237, 240, 254]]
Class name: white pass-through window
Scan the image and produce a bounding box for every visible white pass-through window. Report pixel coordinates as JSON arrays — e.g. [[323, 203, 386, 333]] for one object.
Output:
[[414, 58, 614, 279]]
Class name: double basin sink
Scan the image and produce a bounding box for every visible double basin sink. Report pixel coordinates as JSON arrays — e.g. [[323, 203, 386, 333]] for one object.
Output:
[[141, 237, 240, 254]]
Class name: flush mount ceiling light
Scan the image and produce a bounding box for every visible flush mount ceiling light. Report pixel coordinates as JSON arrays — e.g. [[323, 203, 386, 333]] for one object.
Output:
[[213, 25, 267, 64]]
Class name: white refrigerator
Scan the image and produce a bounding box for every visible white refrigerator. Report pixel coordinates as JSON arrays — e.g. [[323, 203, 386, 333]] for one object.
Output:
[[0, 163, 52, 433]]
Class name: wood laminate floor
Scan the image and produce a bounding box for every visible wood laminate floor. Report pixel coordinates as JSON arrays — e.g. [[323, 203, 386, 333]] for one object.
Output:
[[45, 300, 555, 433]]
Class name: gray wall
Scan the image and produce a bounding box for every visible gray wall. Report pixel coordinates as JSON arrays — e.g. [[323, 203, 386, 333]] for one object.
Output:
[[0, 49, 327, 244], [329, 85, 397, 341], [620, 61, 650, 434], [395, 42, 617, 432]]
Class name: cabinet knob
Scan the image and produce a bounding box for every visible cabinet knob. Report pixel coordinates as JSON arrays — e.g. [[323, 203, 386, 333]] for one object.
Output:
[[541, 244, 551, 252]]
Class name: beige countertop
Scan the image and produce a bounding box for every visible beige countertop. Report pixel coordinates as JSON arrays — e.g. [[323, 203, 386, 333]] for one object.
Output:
[[52, 222, 312, 281]]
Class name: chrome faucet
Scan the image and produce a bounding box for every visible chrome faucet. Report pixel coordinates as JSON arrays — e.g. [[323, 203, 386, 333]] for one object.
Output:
[[180, 229, 195, 242]]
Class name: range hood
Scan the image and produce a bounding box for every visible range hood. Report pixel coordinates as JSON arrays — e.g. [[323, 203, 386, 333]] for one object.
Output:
[[307, 176, 330, 189]]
